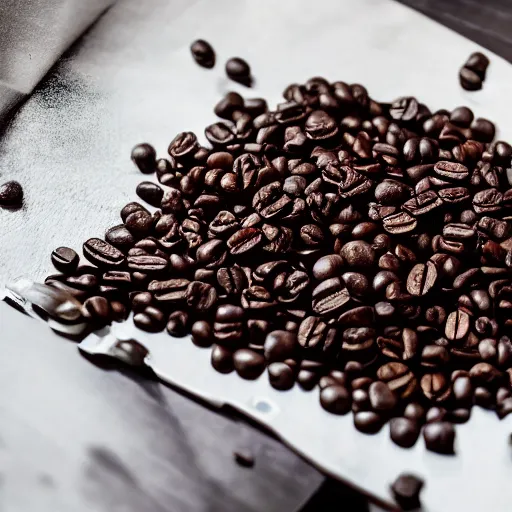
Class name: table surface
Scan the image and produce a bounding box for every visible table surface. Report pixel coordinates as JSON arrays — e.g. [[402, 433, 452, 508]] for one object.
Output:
[[1, 1, 512, 511]]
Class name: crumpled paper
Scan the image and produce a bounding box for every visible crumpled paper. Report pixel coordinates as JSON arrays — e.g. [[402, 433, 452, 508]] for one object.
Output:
[[0, 0, 114, 121]]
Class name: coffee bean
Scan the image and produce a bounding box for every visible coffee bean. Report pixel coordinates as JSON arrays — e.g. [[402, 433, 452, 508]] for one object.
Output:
[[136, 181, 164, 207], [389, 417, 420, 449], [459, 67, 482, 91], [423, 421, 456, 454], [165, 310, 189, 337], [390, 97, 419, 122], [340, 241, 375, 268], [225, 57, 251, 85], [83, 238, 125, 268], [190, 320, 213, 347], [268, 362, 294, 390], [134, 306, 165, 332], [369, 381, 397, 412], [211, 344, 234, 373], [383, 211, 417, 234], [312, 278, 350, 316], [105, 225, 135, 251], [227, 228, 263, 255], [0, 181, 23, 207], [320, 385, 351, 415], [445, 309, 470, 341], [390, 473, 424, 511], [131, 143, 156, 173], [82, 296, 111, 322], [51, 247, 79, 273], [406, 262, 437, 296], [214, 304, 244, 345], [377, 362, 417, 399], [404, 403, 426, 424], [312, 255, 344, 280], [421, 372, 451, 402], [264, 330, 296, 362], [148, 279, 189, 302], [233, 349, 265, 380], [354, 411, 383, 434], [191, 39, 215, 69]]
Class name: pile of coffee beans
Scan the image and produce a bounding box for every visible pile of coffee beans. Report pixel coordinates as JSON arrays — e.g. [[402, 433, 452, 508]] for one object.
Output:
[[460, 52, 489, 91], [45, 75, 512, 455]]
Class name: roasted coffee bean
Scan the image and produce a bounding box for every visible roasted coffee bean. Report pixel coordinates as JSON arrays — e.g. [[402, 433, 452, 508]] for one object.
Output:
[[214, 304, 244, 345], [369, 381, 397, 412], [191, 320, 213, 347], [105, 225, 135, 251], [268, 362, 294, 390], [389, 418, 420, 448], [134, 306, 165, 332], [390, 97, 419, 122], [404, 402, 426, 424], [136, 181, 164, 207], [312, 278, 350, 316], [227, 228, 263, 255], [320, 385, 351, 415], [148, 279, 189, 302], [459, 67, 482, 91], [166, 310, 189, 337], [421, 372, 451, 402], [233, 349, 265, 380], [217, 266, 247, 296], [210, 344, 234, 373], [354, 411, 383, 434], [190, 39, 215, 68], [83, 238, 125, 268], [423, 422, 455, 454], [82, 296, 111, 322], [406, 262, 437, 296], [312, 255, 344, 280], [377, 362, 417, 399], [51, 247, 79, 273], [390, 473, 424, 511], [186, 281, 217, 311], [168, 132, 198, 161], [131, 143, 156, 174], [445, 309, 470, 341], [340, 241, 375, 268], [264, 330, 296, 362], [225, 57, 251, 85]]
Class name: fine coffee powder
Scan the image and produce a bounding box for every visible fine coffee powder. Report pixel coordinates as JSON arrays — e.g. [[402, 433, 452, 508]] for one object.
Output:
[[45, 67, 512, 454]]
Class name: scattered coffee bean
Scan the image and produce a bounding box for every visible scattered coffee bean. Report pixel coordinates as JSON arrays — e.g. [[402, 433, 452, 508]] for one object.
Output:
[[389, 417, 420, 448], [233, 348, 265, 380], [390, 473, 424, 511], [320, 385, 351, 415], [131, 143, 156, 174], [226, 57, 251, 85], [268, 362, 294, 390], [190, 39, 215, 69], [0, 181, 23, 207]]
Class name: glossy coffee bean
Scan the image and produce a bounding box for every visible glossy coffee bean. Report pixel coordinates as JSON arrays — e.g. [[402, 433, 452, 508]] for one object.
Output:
[[233, 349, 265, 380], [166, 310, 189, 337], [131, 143, 156, 174], [190, 39, 215, 68], [391, 473, 424, 511], [423, 422, 455, 454], [134, 306, 165, 332], [51, 247, 79, 273], [225, 57, 251, 85], [354, 411, 383, 434], [268, 362, 294, 390], [320, 385, 351, 415], [0, 181, 23, 206], [211, 345, 234, 374], [136, 181, 164, 207], [389, 417, 420, 448]]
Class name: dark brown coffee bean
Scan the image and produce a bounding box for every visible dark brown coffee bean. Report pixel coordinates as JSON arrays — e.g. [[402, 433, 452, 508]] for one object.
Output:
[[51, 247, 79, 273], [83, 238, 125, 268], [404, 403, 426, 424], [312, 278, 350, 316], [225, 57, 251, 82], [354, 411, 383, 434], [190, 320, 213, 347], [191, 39, 215, 68], [168, 132, 198, 161], [320, 385, 351, 415], [390, 97, 419, 122], [369, 381, 397, 412], [166, 310, 189, 337], [136, 181, 164, 207], [389, 418, 420, 448], [227, 228, 263, 255], [421, 373, 451, 402], [105, 225, 135, 251], [263, 330, 296, 362], [268, 362, 294, 390], [207, 345, 233, 377], [312, 255, 344, 280], [459, 67, 482, 91], [377, 362, 417, 399], [186, 281, 217, 312], [233, 349, 265, 380], [296, 370, 319, 391], [131, 143, 156, 173], [134, 306, 165, 332], [148, 279, 190, 302], [406, 262, 437, 296], [423, 422, 455, 454], [383, 212, 417, 234], [391, 473, 424, 511], [82, 296, 111, 322], [340, 241, 376, 268]]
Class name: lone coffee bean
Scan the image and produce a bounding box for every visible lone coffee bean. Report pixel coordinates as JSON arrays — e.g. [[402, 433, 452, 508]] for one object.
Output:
[[0, 180, 23, 207], [47, 67, 512, 456]]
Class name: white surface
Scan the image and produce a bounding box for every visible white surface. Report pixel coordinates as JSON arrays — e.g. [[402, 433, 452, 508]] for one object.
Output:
[[1, 0, 512, 510]]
